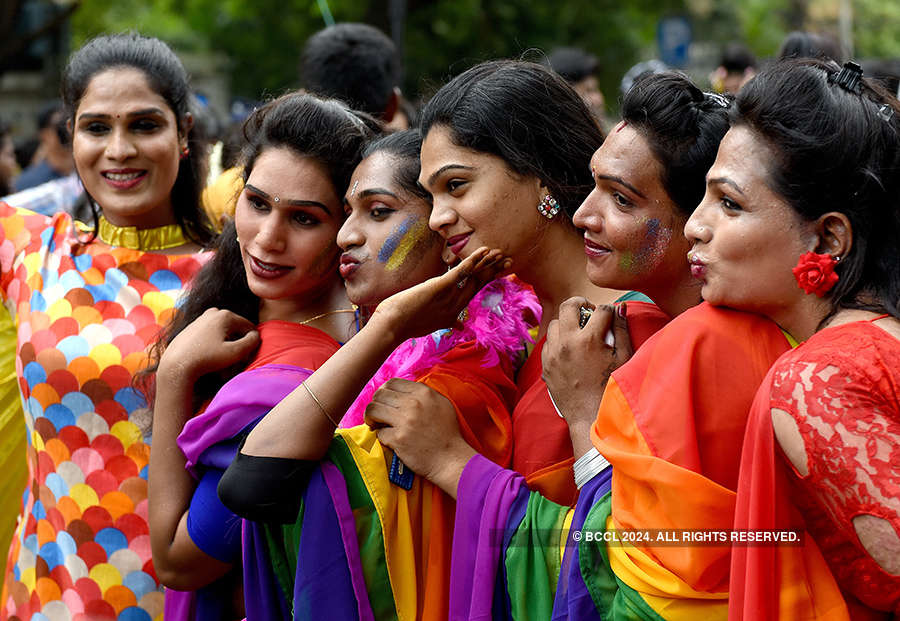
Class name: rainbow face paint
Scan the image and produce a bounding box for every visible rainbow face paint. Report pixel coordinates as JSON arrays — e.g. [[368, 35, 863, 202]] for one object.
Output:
[[377, 215, 433, 272], [619, 217, 673, 273]]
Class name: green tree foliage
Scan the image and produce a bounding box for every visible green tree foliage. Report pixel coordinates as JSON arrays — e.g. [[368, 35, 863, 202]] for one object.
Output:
[[71, 0, 681, 102], [70, 0, 900, 103]]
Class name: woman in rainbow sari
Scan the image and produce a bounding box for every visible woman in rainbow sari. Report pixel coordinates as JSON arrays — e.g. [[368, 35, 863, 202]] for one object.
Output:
[[216, 127, 536, 621], [691, 59, 899, 620], [369, 71, 793, 620]]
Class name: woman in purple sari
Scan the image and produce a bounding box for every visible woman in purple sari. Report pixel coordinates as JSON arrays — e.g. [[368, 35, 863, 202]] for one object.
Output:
[[146, 92, 373, 620]]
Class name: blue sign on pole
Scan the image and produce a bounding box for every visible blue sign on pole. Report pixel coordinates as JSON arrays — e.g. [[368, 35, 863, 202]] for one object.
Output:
[[657, 16, 692, 67]]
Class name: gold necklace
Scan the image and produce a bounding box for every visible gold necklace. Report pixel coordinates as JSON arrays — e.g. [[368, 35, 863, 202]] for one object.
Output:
[[296, 306, 358, 326]]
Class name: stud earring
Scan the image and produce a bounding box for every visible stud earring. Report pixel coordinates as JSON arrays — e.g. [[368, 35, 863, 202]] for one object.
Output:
[[537, 194, 560, 219]]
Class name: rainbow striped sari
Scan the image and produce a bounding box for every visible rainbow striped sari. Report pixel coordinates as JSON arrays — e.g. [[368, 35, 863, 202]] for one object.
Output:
[[450, 304, 792, 619]]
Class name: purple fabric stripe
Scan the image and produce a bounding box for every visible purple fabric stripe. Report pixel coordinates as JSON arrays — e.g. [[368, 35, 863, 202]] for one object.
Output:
[[450, 454, 528, 621], [293, 467, 360, 620], [242, 520, 291, 621], [320, 461, 375, 621], [177, 365, 312, 477], [491, 483, 530, 620], [551, 467, 613, 620], [163, 588, 194, 621]]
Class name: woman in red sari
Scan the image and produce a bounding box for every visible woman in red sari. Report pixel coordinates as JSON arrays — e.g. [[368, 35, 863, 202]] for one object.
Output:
[[684, 59, 900, 619]]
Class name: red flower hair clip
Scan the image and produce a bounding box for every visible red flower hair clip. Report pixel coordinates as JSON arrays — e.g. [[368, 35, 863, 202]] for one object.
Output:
[[792, 251, 839, 297]]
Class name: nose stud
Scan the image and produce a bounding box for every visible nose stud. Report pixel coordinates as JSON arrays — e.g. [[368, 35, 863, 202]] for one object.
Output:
[[273, 196, 280, 203]]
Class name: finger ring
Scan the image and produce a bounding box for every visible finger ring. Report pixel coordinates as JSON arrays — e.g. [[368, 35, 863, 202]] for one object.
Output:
[[456, 275, 468, 289], [578, 306, 593, 329]]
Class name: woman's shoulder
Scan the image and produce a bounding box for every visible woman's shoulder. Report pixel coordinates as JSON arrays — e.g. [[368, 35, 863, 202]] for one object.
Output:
[[771, 318, 900, 396], [636, 302, 788, 365]]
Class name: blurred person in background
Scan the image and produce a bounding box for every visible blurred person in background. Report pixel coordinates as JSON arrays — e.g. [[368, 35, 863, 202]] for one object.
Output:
[[12, 101, 75, 192], [300, 22, 401, 124], [547, 46, 608, 129], [710, 42, 757, 94], [778, 30, 844, 63], [0, 121, 15, 197]]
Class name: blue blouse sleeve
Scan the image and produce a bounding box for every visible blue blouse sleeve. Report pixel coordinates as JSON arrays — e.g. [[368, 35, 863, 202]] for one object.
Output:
[[187, 468, 242, 563]]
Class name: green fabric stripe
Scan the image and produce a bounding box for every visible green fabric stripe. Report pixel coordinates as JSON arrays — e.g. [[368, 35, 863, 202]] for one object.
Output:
[[579, 493, 666, 621], [505, 492, 569, 620], [327, 436, 398, 621], [263, 500, 306, 606], [614, 291, 654, 303]]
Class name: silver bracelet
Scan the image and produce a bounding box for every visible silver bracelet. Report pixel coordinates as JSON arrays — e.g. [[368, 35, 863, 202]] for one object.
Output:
[[547, 388, 565, 419], [573, 447, 611, 489]]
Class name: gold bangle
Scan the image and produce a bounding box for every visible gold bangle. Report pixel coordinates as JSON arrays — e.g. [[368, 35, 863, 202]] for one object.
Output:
[[301, 381, 340, 427]]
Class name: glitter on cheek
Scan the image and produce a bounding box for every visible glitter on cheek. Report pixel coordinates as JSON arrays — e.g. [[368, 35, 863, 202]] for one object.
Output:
[[631, 218, 674, 272]]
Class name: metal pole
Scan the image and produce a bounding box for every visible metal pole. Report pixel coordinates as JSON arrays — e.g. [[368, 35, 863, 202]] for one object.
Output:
[[839, 0, 853, 58]]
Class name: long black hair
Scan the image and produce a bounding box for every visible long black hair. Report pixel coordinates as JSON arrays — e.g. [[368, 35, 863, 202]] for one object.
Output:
[[142, 92, 375, 409], [61, 32, 216, 246], [361, 128, 428, 201], [420, 60, 604, 220], [734, 58, 900, 319], [622, 72, 732, 217]]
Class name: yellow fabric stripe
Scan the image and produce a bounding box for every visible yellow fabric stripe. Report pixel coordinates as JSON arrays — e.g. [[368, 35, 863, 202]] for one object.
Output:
[[384, 220, 429, 272], [559, 508, 575, 564], [0, 306, 26, 582], [605, 515, 728, 621], [780, 329, 800, 348], [338, 425, 419, 621]]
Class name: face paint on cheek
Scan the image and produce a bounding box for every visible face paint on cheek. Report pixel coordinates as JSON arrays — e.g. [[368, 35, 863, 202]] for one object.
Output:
[[631, 218, 673, 272], [378, 215, 433, 274]]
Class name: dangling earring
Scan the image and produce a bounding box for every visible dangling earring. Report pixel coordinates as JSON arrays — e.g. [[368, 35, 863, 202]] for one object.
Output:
[[180, 146, 190, 160], [537, 194, 560, 219], [792, 251, 840, 297]]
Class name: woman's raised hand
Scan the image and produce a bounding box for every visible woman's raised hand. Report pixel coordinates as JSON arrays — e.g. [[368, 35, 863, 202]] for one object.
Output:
[[542, 299, 633, 457], [158, 308, 260, 383], [369, 247, 511, 343]]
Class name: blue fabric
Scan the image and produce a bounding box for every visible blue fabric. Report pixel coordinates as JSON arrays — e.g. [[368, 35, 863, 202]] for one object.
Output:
[[551, 467, 613, 620], [186, 468, 242, 563], [292, 466, 361, 620]]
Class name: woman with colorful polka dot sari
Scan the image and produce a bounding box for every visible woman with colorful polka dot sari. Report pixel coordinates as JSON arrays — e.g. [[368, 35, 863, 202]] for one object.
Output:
[[0, 34, 216, 621]]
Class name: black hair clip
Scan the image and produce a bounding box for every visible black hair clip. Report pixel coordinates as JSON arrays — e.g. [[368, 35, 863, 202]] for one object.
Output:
[[828, 61, 864, 95]]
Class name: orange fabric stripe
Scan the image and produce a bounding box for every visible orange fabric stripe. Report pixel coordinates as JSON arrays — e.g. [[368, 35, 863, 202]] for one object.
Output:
[[590, 304, 791, 594]]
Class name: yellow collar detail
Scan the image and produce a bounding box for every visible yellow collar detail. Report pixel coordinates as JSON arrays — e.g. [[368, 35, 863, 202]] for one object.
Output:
[[94, 215, 189, 250]]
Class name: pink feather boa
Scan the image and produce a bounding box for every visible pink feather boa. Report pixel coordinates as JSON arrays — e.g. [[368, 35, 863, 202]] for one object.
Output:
[[339, 277, 540, 427]]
